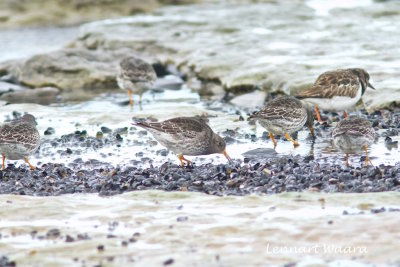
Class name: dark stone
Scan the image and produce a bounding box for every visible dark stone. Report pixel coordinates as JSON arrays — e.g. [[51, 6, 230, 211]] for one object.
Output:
[[101, 126, 112, 133], [65, 235, 75, 242], [163, 258, 174, 266], [44, 127, 56, 135], [46, 228, 61, 238]]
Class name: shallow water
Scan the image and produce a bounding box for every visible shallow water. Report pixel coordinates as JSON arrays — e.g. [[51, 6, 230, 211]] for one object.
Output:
[[0, 191, 399, 266], [0, 27, 78, 62], [0, 84, 398, 170]]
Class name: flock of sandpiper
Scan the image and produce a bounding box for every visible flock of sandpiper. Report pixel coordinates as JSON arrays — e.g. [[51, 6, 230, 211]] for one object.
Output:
[[0, 56, 376, 171]]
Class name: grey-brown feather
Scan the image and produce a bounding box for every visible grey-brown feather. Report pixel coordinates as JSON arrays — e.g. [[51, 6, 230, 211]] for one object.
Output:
[[134, 117, 225, 156], [119, 57, 157, 83], [0, 115, 40, 160], [117, 56, 157, 95], [296, 68, 369, 99], [249, 96, 309, 135], [332, 116, 374, 154]]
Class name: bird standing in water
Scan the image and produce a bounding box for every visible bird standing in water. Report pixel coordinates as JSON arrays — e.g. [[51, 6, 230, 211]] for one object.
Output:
[[117, 56, 157, 109], [248, 96, 315, 148], [332, 115, 375, 167]]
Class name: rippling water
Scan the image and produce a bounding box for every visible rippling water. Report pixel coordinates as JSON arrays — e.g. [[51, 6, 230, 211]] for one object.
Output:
[[1, 191, 399, 266]]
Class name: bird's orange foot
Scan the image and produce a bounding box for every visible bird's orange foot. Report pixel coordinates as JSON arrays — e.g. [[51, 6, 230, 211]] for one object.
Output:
[[285, 133, 300, 148], [25, 157, 35, 171], [178, 154, 192, 168], [269, 133, 278, 149], [363, 145, 372, 167]]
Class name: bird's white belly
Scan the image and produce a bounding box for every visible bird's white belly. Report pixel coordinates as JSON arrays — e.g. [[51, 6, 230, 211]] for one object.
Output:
[[304, 86, 362, 111], [333, 135, 372, 154], [0, 143, 29, 160], [117, 76, 153, 95]]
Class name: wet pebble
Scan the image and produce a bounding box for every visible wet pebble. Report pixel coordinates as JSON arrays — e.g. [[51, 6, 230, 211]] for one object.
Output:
[[177, 216, 188, 222], [163, 258, 174, 266], [46, 228, 61, 239], [44, 127, 55, 135], [100, 126, 112, 133], [0, 256, 15, 267]]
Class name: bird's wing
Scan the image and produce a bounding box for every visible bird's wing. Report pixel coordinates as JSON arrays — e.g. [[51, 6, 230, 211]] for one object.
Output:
[[0, 123, 40, 149], [297, 70, 360, 99], [134, 117, 208, 139], [252, 105, 305, 122], [119, 59, 157, 83]]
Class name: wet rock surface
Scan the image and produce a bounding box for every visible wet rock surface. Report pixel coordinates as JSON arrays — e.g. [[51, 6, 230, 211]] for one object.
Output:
[[0, 87, 60, 105], [0, 48, 128, 93], [2, 1, 400, 109], [0, 0, 200, 29], [70, 1, 400, 110]]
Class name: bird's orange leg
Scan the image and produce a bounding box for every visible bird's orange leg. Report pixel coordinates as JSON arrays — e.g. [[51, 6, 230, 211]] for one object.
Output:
[[128, 90, 134, 108], [363, 144, 371, 167], [178, 154, 191, 168], [345, 154, 349, 167], [315, 107, 324, 123], [285, 132, 299, 147], [343, 111, 348, 118], [269, 132, 277, 148], [25, 157, 35, 171], [2, 155, 5, 171]]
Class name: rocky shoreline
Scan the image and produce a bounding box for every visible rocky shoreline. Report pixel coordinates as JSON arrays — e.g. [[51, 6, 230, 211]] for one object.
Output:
[[0, 0, 199, 29], [0, 108, 399, 197], [2, 1, 400, 109]]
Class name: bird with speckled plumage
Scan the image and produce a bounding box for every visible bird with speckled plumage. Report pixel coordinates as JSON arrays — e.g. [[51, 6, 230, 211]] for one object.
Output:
[[248, 96, 315, 148], [132, 117, 232, 167], [0, 114, 40, 171], [296, 68, 375, 123], [332, 115, 375, 167], [117, 56, 157, 109]]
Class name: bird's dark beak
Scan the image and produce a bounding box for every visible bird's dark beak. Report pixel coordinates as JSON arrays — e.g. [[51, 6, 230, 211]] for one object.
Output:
[[368, 82, 375, 90], [222, 149, 233, 164]]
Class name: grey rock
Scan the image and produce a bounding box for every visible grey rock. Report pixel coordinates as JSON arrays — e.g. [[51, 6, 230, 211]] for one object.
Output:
[[242, 148, 277, 160], [152, 75, 184, 91], [70, 1, 400, 110], [0, 0, 200, 29], [0, 86, 59, 105], [230, 90, 267, 109], [0, 48, 149, 95]]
